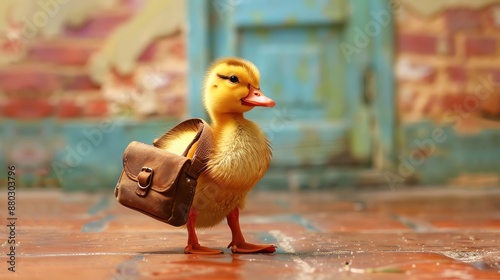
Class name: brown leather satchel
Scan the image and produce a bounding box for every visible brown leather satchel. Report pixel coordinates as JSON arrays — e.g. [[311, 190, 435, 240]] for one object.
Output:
[[114, 119, 212, 226]]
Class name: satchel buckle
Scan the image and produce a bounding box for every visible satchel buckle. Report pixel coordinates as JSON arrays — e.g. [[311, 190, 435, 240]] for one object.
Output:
[[137, 167, 153, 189]]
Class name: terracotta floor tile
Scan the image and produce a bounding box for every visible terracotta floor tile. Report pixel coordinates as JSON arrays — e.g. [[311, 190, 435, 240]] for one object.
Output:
[[2, 188, 500, 279], [304, 212, 410, 232]]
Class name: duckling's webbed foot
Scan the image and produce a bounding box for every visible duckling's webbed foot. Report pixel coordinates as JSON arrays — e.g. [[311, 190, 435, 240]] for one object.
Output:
[[184, 244, 223, 255], [228, 242, 276, 254], [226, 207, 276, 254]]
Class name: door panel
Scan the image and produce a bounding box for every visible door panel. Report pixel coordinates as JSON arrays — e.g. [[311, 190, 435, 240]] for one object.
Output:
[[239, 26, 353, 166], [188, 0, 395, 174], [232, 0, 347, 27], [212, 0, 365, 167], [240, 27, 343, 121]]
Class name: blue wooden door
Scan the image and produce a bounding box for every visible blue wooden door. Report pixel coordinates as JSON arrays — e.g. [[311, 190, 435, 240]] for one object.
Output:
[[188, 0, 395, 188]]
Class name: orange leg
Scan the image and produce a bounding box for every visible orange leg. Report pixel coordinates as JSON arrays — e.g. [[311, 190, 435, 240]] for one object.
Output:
[[184, 208, 223, 255], [226, 208, 276, 254]]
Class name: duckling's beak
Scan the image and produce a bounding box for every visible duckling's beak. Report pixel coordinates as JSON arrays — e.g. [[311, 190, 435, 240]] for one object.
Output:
[[241, 85, 276, 108]]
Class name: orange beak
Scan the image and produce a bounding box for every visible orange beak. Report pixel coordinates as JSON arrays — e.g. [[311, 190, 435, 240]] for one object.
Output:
[[241, 85, 275, 108]]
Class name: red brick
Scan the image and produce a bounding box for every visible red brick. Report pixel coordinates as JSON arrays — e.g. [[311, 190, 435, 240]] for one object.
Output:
[[2, 37, 24, 54], [57, 100, 81, 118], [2, 99, 53, 119], [481, 94, 500, 118], [398, 34, 454, 55], [84, 99, 108, 117], [440, 93, 469, 111], [441, 92, 486, 116], [61, 73, 100, 90], [0, 69, 60, 92], [477, 68, 500, 117], [29, 41, 99, 65], [446, 66, 468, 83], [465, 36, 497, 56], [64, 12, 132, 38], [445, 8, 483, 33]]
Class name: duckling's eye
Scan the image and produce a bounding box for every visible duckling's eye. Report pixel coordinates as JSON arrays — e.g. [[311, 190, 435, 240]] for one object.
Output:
[[217, 73, 240, 84], [229, 75, 239, 83]]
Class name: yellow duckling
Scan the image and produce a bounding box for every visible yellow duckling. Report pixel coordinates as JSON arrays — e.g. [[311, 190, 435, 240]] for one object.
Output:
[[155, 57, 276, 254]]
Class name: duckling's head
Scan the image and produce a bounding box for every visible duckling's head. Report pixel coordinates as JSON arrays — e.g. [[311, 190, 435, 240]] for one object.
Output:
[[203, 57, 275, 119]]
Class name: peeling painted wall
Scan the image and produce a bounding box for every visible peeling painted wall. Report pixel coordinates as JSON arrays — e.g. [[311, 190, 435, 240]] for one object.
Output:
[[0, 0, 188, 189], [396, 1, 500, 186]]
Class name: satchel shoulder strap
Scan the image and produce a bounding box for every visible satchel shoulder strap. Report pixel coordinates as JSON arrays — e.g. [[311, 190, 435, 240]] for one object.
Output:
[[184, 118, 213, 179], [153, 118, 213, 180]]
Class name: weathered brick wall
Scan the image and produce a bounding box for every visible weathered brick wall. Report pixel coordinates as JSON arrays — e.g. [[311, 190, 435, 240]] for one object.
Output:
[[0, 0, 187, 188], [0, 0, 187, 120], [396, 3, 500, 130]]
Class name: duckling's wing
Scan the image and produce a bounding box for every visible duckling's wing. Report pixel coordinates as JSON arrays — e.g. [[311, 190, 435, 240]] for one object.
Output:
[[153, 121, 200, 156]]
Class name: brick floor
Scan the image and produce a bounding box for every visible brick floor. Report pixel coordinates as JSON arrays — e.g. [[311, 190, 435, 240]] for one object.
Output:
[[2, 188, 500, 279]]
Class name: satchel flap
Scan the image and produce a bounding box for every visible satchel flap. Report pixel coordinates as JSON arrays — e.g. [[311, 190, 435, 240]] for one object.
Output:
[[122, 141, 191, 192]]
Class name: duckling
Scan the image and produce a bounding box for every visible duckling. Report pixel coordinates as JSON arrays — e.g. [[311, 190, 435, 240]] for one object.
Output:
[[155, 57, 276, 254]]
